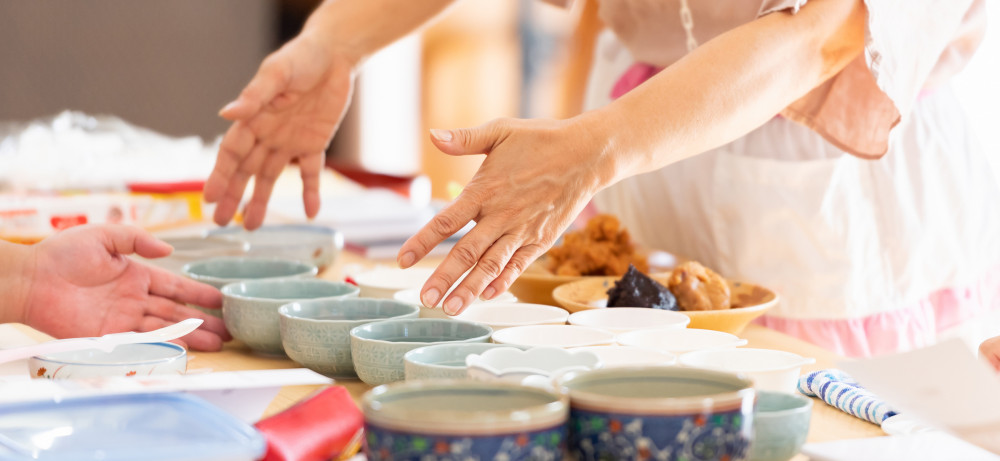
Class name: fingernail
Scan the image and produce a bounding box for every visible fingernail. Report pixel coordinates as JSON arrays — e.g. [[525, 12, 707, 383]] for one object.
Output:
[[399, 252, 416, 268], [220, 101, 239, 113], [482, 286, 496, 300], [444, 297, 463, 316], [422, 288, 441, 308], [430, 129, 453, 142]]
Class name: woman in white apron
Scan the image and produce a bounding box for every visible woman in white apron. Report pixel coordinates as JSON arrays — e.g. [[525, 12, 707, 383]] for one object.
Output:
[[205, 0, 1000, 357]]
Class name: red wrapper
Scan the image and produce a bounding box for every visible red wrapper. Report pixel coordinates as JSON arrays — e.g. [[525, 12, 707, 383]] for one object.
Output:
[[254, 386, 364, 461]]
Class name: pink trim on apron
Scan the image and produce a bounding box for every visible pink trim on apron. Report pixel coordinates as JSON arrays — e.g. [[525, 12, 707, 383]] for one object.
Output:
[[755, 266, 1000, 357]]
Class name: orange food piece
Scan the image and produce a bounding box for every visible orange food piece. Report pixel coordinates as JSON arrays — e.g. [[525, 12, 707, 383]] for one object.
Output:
[[667, 261, 731, 311], [545, 215, 647, 276]]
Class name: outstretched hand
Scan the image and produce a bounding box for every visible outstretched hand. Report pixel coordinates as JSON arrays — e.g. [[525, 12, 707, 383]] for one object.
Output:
[[398, 115, 615, 316], [204, 34, 356, 229], [21, 225, 231, 351]]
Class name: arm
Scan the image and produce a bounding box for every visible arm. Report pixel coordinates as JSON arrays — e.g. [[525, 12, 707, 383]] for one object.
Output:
[[205, 0, 458, 229], [401, 0, 866, 315], [593, 0, 866, 180]]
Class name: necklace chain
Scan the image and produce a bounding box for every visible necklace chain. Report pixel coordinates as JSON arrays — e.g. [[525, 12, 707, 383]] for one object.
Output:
[[678, 0, 699, 52]]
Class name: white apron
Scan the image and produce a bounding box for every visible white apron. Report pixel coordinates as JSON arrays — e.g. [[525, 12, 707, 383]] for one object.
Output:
[[587, 31, 1000, 356]]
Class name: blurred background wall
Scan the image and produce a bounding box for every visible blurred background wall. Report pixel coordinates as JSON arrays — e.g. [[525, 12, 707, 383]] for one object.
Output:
[[0, 0, 995, 199]]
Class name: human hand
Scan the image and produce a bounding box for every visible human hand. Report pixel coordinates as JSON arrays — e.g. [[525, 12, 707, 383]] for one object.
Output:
[[979, 335, 1000, 372], [204, 33, 357, 229], [398, 115, 616, 315], [21, 225, 231, 351]]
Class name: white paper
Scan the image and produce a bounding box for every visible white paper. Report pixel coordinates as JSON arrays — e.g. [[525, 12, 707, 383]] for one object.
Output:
[[839, 338, 1000, 454], [0, 324, 40, 377], [802, 432, 1000, 461]]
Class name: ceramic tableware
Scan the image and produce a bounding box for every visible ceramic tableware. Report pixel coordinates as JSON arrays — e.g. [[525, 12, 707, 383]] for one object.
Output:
[[29, 342, 187, 379], [454, 303, 569, 331], [466, 346, 601, 383], [182, 257, 318, 318], [223, 279, 359, 355], [557, 367, 755, 460], [552, 276, 778, 334], [362, 380, 568, 460], [139, 236, 247, 274], [352, 267, 437, 299], [403, 343, 513, 381], [1, 318, 201, 365], [350, 319, 493, 386], [750, 391, 813, 461], [491, 325, 616, 349], [569, 345, 677, 368], [182, 257, 318, 288], [393, 288, 518, 319], [207, 224, 342, 273], [279, 298, 420, 378], [567, 307, 690, 335], [616, 328, 748, 355], [679, 348, 816, 393]]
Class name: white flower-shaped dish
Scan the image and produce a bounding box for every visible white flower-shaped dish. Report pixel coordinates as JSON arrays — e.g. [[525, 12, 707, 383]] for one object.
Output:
[[465, 346, 601, 383]]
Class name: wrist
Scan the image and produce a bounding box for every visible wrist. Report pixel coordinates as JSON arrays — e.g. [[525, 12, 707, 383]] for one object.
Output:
[[300, 4, 367, 68], [568, 107, 637, 191]]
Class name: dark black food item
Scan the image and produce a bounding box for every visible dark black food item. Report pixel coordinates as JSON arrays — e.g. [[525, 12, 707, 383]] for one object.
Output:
[[606, 264, 678, 310]]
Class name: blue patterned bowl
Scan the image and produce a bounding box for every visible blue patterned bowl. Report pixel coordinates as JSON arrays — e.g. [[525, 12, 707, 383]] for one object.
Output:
[[222, 278, 359, 355], [749, 391, 812, 461], [279, 299, 420, 378], [363, 380, 568, 460], [350, 319, 492, 386], [558, 367, 755, 461]]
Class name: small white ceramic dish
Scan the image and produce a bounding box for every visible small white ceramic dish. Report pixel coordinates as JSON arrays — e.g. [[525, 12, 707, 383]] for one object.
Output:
[[352, 267, 437, 299], [29, 342, 187, 379], [466, 346, 601, 383], [570, 345, 677, 368], [567, 308, 690, 335], [491, 325, 616, 349], [678, 348, 816, 393], [616, 328, 747, 355], [454, 303, 568, 331], [394, 288, 518, 319]]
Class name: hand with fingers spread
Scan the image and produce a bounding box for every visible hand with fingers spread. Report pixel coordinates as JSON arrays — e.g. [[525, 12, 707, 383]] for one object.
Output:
[[398, 115, 619, 316], [204, 33, 356, 229], [2, 224, 231, 351]]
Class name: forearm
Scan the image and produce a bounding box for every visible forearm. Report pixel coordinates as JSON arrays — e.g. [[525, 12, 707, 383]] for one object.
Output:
[[0, 240, 35, 324], [302, 0, 459, 64], [589, 0, 865, 181]]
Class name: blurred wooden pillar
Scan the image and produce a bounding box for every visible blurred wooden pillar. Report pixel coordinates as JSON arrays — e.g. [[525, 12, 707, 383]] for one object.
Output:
[[554, 0, 602, 119], [420, 0, 521, 200]]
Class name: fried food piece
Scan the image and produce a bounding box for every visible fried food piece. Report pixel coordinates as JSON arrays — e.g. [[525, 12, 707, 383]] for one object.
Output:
[[607, 264, 677, 310], [545, 215, 648, 276], [667, 261, 731, 311]]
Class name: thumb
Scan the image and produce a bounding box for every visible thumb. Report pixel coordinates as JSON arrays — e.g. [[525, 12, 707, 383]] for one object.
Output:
[[101, 225, 173, 259], [219, 58, 288, 120], [430, 118, 514, 157]]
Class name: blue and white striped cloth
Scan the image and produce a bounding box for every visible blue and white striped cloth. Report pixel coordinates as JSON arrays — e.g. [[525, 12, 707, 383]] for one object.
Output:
[[797, 369, 898, 425]]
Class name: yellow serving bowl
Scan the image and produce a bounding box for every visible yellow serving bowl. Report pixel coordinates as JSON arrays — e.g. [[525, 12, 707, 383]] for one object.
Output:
[[551, 275, 778, 334]]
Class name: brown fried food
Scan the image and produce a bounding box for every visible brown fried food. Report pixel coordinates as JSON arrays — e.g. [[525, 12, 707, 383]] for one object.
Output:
[[545, 214, 648, 276], [666, 261, 732, 311]]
